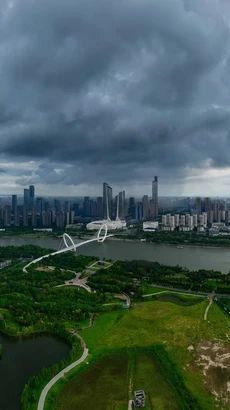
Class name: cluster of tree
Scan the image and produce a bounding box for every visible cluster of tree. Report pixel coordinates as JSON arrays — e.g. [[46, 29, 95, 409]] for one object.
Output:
[[0, 253, 104, 328], [88, 259, 230, 296], [0, 244, 54, 261], [117, 230, 230, 247]]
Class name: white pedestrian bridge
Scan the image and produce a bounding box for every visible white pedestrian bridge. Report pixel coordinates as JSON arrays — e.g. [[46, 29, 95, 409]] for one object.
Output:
[[23, 224, 112, 273]]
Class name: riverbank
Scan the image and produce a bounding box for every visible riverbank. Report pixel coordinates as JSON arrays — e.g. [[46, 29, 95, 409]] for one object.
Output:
[[109, 236, 230, 249]]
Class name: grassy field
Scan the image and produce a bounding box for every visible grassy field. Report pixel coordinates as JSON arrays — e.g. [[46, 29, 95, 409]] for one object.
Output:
[[46, 298, 230, 410], [134, 352, 181, 409], [78, 299, 230, 408], [56, 353, 129, 410]]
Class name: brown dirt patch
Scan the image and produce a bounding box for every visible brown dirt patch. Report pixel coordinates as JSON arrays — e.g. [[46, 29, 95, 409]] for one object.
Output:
[[195, 339, 230, 406]]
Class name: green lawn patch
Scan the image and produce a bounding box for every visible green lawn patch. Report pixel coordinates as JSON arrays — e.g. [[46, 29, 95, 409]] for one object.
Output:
[[56, 353, 129, 410], [157, 293, 204, 306]]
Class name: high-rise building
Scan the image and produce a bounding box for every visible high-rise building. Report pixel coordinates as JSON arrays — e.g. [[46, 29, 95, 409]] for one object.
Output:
[[119, 191, 126, 220], [12, 195, 17, 216], [29, 185, 35, 208], [56, 212, 65, 227], [23, 205, 28, 226], [70, 211, 75, 224], [205, 197, 211, 213], [14, 206, 20, 226], [135, 203, 144, 221], [83, 197, 91, 216], [31, 205, 37, 227], [4, 205, 11, 226], [142, 195, 149, 219], [64, 201, 70, 213], [54, 199, 61, 213], [129, 197, 135, 219], [24, 189, 29, 206], [195, 197, 201, 215], [152, 176, 158, 217], [103, 182, 112, 219]]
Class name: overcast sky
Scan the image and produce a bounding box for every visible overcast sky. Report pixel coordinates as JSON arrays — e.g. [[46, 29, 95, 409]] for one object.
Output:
[[0, 0, 230, 197]]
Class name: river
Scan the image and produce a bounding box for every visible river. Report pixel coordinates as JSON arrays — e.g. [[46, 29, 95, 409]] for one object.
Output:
[[0, 236, 229, 273], [0, 332, 70, 410]]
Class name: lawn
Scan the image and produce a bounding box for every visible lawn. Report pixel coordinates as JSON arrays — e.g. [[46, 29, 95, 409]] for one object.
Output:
[[134, 352, 181, 409], [46, 299, 230, 410], [79, 299, 230, 408], [56, 353, 129, 410]]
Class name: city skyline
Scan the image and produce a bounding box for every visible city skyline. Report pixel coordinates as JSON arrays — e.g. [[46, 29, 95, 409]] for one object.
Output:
[[0, 2, 230, 196]]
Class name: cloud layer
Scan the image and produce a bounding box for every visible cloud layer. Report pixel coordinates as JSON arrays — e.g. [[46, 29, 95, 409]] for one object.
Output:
[[0, 0, 230, 195]]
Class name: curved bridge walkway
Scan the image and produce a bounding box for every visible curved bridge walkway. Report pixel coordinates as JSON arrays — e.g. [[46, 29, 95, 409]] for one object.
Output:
[[23, 226, 113, 273]]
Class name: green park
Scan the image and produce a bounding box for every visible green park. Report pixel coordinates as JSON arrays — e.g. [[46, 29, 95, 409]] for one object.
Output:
[[1, 245, 230, 409]]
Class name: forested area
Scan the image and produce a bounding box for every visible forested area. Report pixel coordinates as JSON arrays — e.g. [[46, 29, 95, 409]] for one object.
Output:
[[88, 259, 230, 295]]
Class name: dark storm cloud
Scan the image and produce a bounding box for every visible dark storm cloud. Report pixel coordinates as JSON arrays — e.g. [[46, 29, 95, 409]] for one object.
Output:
[[0, 0, 230, 187]]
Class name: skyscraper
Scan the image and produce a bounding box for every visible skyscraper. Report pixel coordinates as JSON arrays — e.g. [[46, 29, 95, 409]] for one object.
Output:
[[24, 188, 29, 206], [129, 197, 135, 219], [12, 195, 17, 216], [4, 205, 11, 226], [152, 176, 158, 217], [29, 185, 35, 207], [195, 197, 201, 215], [118, 191, 126, 220], [23, 205, 28, 226], [103, 182, 112, 219], [142, 195, 149, 219]]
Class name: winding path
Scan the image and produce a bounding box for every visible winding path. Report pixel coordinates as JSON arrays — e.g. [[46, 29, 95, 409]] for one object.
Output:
[[204, 295, 213, 320], [38, 345, 88, 410]]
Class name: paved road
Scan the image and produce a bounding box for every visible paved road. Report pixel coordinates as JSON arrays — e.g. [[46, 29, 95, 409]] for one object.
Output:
[[37, 346, 89, 410]]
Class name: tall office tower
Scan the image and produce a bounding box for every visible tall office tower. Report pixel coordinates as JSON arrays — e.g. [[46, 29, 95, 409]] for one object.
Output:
[[195, 197, 201, 215], [44, 201, 50, 212], [119, 191, 126, 220], [152, 176, 158, 216], [0, 207, 3, 222], [11, 195, 17, 216], [56, 212, 64, 227], [207, 210, 213, 224], [103, 182, 112, 219], [70, 211, 75, 224], [90, 200, 97, 217], [14, 205, 20, 226], [23, 205, 28, 226], [54, 199, 61, 213], [51, 210, 56, 224], [31, 205, 37, 227], [65, 212, 70, 225], [162, 215, 167, 225], [205, 197, 211, 213], [24, 188, 29, 206], [226, 210, 230, 224], [64, 201, 70, 212], [29, 185, 35, 208], [129, 197, 135, 219], [142, 195, 149, 219], [135, 203, 144, 221], [83, 196, 91, 216], [96, 197, 103, 217], [4, 205, 11, 226], [41, 211, 51, 226]]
